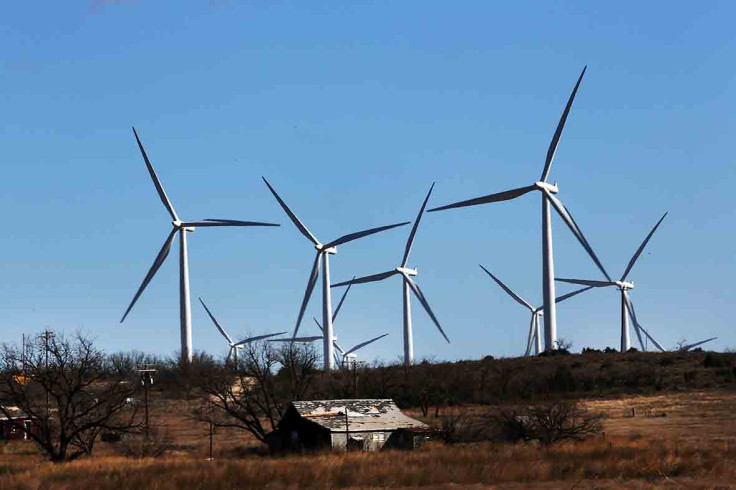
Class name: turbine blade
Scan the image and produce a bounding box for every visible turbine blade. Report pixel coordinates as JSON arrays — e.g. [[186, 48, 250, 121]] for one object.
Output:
[[333, 340, 346, 355], [623, 293, 665, 352], [331, 270, 398, 288], [525, 315, 535, 357], [555, 286, 594, 304], [313, 316, 346, 354], [120, 228, 177, 322], [344, 334, 389, 357], [293, 253, 321, 337], [198, 297, 233, 344], [269, 336, 322, 343], [234, 331, 289, 346], [681, 337, 717, 351], [323, 221, 410, 249], [402, 275, 450, 343], [540, 66, 586, 182], [632, 318, 646, 351], [544, 190, 612, 281], [334, 352, 342, 367], [332, 278, 354, 323], [132, 127, 179, 222], [556, 278, 616, 287], [262, 177, 320, 246], [427, 185, 536, 213], [622, 291, 646, 350], [620, 212, 668, 281], [183, 219, 280, 228], [479, 265, 534, 312], [313, 317, 323, 333], [402, 182, 435, 267]]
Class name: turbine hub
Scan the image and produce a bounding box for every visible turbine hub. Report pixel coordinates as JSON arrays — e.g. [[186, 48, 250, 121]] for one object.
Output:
[[534, 181, 559, 194], [616, 281, 634, 290], [396, 267, 418, 276], [172, 220, 183, 228], [315, 244, 337, 254]]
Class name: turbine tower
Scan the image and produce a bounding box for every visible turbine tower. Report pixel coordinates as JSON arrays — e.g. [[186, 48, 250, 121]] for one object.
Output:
[[331, 183, 450, 366], [262, 177, 408, 370], [121, 128, 279, 362], [199, 297, 286, 364], [428, 67, 610, 351], [479, 265, 591, 355], [557, 212, 668, 352]]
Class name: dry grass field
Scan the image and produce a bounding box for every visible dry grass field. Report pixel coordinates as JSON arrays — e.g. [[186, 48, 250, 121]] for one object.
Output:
[[1, 391, 735, 489]]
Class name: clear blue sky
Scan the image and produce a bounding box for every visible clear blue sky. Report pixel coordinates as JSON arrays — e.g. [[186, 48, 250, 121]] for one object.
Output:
[[2, 1, 735, 362]]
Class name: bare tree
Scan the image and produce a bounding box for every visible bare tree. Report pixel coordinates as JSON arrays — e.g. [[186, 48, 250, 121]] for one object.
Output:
[[555, 338, 573, 351], [192, 340, 318, 444], [0, 331, 140, 462], [494, 400, 602, 445]]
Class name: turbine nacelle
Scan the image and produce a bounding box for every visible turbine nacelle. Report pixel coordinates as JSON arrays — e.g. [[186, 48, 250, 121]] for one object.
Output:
[[616, 281, 634, 290], [534, 181, 559, 194], [396, 267, 417, 277], [172, 221, 195, 232], [315, 244, 337, 254]]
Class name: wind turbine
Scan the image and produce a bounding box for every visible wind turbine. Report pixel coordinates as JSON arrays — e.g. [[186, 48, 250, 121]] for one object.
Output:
[[120, 128, 280, 362], [556, 212, 667, 353], [331, 183, 449, 366], [262, 177, 409, 370], [312, 318, 389, 368], [479, 265, 592, 356], [428, 67, 611, 351], [199, 297, 286, 364], [275, 275, 388, 367]]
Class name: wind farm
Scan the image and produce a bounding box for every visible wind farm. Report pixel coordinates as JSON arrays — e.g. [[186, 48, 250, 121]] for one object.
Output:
[[3, 2, 735, 487]]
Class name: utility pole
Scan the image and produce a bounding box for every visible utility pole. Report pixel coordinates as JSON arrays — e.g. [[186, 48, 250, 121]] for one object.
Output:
[[43, 330, 53, 422], [344, 408, 350, 451], [209, 420, 214, 460], [137, 364, 156, 436], [207, 403, 215, 461]]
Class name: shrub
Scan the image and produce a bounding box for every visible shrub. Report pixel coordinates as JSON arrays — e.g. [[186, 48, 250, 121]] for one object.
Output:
[[493, 401, 603, 445], [704, 353, 731, 369], [119, 428, 171, 458]]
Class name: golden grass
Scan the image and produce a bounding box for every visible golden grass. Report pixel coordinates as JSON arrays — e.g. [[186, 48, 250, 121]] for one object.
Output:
[[1, 437, 735, 489], [2, 391, 735, 488]]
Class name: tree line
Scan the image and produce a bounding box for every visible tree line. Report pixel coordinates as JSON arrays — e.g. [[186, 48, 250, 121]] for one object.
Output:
[[1, 330, 732, 462]]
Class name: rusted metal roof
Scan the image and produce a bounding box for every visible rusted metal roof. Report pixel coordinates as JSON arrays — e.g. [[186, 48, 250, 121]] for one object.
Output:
[[291, 399, 427, 432]]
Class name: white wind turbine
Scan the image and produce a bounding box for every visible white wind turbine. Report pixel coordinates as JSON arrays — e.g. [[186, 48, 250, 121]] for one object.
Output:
[[312, 318, 389, 368], [270, 277, 389, 367], [262, 177, 409, 370], [428, 67, 611, 351], [556, 213, 668, 352], [198, 297, 286, 364], [331, 183, 450, 366], [479, 265, 592, 355], [120, 128, 280, 362]]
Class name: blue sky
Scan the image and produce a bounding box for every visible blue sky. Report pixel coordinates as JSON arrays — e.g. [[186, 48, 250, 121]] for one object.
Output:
[[1, 1, 735, 362]]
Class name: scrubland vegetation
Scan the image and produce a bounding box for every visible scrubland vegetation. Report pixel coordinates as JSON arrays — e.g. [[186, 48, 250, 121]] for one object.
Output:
[[2, 432, 736, 488], [2, 330, 736, 488]]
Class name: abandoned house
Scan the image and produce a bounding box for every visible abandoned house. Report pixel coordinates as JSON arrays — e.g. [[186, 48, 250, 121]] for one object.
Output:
[[268, 399, 435, 452], [0, 407, 34, 441]]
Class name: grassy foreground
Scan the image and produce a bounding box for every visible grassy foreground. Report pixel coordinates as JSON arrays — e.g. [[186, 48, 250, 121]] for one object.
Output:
[[1, 437, 735, 489], [2, 391, 735, 489]]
